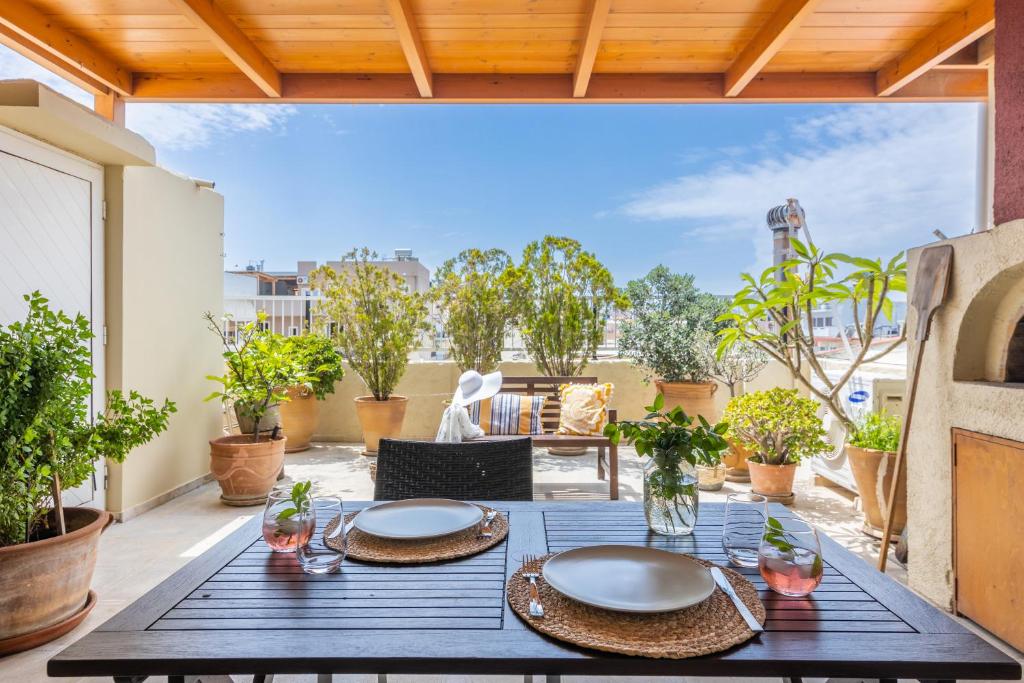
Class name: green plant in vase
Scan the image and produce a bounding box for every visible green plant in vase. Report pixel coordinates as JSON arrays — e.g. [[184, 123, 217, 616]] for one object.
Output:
[[604, 393, 728, 536]]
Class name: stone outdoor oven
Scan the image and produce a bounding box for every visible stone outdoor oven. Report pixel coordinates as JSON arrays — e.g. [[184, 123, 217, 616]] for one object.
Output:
[[906, 219, 1024, 651]]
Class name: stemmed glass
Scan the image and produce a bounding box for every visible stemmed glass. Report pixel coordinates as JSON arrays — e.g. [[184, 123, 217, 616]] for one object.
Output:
[[722, 493, 767, 567], [758, 517, 824, 597], [261, 486, 314, 553], [296, 496, 346, 574]]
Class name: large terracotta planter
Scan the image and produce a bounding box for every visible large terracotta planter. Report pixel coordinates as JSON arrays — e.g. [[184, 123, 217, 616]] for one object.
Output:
[[655, 380, 719, 423], [355, 395, 408, 456], [210, 434, 286, 506], [748, 461, 797, 505], [846, 444, 906, 539], [279, 387, 319, 453], [0, 507, 111, 654]]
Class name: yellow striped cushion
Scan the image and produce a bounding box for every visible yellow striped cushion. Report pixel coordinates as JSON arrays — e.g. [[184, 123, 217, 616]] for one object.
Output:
[[469, 393, 548, 435], [556, 383, 614, 436]]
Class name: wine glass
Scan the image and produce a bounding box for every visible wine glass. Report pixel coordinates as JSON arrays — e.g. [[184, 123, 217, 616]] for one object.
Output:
[[296, 496, 346, 574], [758, 517, 823, 597], [261, 486, 314, 553], [722, 492, 767, 567]]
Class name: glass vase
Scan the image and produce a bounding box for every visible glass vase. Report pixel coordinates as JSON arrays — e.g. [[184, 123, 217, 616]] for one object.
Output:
[[643, 452, 699, 536]]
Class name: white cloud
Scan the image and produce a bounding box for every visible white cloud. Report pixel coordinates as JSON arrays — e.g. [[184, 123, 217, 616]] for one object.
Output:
[[622, 104, 981, 267], [0, 45, 296, 152]]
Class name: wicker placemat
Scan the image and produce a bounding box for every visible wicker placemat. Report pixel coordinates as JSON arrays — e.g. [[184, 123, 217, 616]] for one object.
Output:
[[323, 505, 508, 564], [507, 554, 765, 659]]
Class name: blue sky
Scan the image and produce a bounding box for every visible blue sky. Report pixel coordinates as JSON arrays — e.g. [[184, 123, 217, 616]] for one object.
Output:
[[1, 46, 982, 294]]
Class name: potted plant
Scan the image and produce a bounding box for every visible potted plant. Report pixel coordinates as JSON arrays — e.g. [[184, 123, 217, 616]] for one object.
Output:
[[722, 387, 828, 504], [605, 393, 728, 536], [619, 266, 727, 422], [311, 248, 429, 456], [847, 411, 905, 539], [0, 292, 174, 653], [279, 333, 345, 453], [205, 312, 308, 505]]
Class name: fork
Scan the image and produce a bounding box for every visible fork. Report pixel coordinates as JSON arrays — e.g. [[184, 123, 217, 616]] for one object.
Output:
[[522, 554, 545, 618]]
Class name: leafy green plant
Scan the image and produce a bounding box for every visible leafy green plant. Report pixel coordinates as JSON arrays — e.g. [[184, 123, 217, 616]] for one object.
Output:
[[619, 266, 727, 383], [722, 388, 828, 466], [717, 239, 906, 431], [848, 410, 901, 452], [431, 248, 517, 373], [275, 480, 312, 522], [0, 292, 175, 547], [290, 333, 345, 400], [311, 248, 430, 401], [509, 236, 627, 377], [204, 312, 309, 439]]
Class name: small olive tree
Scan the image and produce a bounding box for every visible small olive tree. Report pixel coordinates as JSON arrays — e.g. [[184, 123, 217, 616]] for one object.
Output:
[[431, 248, 517, 374], [311, 248, 429, 401], [697, 332, 768, 397], [509, 236, 627, 377]]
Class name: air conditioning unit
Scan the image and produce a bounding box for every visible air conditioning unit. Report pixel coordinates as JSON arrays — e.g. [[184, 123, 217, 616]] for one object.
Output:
[[296, 275, 308, 285]]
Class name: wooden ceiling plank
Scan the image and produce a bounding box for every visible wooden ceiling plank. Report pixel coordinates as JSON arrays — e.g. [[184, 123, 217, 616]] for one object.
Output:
[[168, 0, 282, 97], [723, 0, 823, 97], [572, 0, 611, 97], [0, 0, 131, 95], [875, 0, 994, 96], [385, 0, 433, 97]]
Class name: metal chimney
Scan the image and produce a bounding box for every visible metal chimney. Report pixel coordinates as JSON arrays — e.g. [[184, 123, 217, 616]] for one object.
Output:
[[766, 198, 807, 281]]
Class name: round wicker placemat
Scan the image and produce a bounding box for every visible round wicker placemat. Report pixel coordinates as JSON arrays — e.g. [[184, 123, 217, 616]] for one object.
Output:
[[323, 505, 508, 564], [507, 554, 765, 659]]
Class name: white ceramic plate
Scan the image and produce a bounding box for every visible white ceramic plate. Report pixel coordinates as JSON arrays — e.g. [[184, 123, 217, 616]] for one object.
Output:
[[542, 545, 715, 613], [352, 499, 484, 540]]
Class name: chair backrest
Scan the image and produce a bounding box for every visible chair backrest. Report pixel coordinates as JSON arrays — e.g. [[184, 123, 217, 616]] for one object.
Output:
[[374, 438, 534, 501], [500, 376, 598, 434]]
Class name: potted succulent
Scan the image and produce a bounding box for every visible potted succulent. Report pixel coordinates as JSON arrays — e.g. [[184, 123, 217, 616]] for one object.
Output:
[[722, 387, 828, 504], [311, 248, 429, 456], [604, 393, 728, 536], [619, 266, 727, 422], [0, 292, 174, 653], [847, 411, 905, 539], [279, 333, 345, 453], [205, 312, 309, 505]]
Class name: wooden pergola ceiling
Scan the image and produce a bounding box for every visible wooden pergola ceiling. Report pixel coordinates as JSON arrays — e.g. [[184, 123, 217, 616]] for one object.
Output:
[[0, 0, 994, 113]]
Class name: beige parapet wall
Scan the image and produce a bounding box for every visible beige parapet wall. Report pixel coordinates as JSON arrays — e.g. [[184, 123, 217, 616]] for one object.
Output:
[[314, 358, 800, 442]]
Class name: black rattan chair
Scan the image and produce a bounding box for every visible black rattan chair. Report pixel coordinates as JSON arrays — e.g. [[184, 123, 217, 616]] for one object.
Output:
[[374, 438, 534, 501]]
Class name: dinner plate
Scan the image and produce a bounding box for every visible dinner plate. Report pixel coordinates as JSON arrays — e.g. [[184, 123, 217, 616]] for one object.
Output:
[[541, 544, 715, 613], [352, 498, 484, 540]]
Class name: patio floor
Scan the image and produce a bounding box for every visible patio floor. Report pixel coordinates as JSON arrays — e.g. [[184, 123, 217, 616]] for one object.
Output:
[[4, 444, 1020, 682]]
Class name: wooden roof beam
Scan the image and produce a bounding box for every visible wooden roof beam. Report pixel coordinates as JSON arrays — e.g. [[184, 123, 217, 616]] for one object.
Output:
[[385, 0, 432, 98], [724, 0, 822, 97], [168, 0, 281, 98], [0, 0, 131, 96], [573, 0, 611, 98], [876, 0, 994, 97]]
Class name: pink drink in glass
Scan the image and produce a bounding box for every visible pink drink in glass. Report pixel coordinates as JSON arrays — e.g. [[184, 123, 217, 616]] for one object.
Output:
[[759, 545, 823, 597], [262, 515, 315, 552]]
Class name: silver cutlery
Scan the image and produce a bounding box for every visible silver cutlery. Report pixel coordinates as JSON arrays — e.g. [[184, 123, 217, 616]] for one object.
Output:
[[478, 509, 499, 538], [522, 554, 545, 618], [710, 567, 763, 633]]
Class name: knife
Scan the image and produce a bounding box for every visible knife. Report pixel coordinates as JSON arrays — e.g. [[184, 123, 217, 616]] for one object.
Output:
[[710, 567, 763, 633]]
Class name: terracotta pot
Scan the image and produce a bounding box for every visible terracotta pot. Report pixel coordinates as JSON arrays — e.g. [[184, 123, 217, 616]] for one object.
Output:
[[355, 395, 408, 456], [279, 387, 319, 453], [748, 461, 797, 498], [846, 444, 907, 539], [210, 434, 286, 506], [697, 463, 727, 491], [655, 380, 719, 423], [0, 507, 111, 653]]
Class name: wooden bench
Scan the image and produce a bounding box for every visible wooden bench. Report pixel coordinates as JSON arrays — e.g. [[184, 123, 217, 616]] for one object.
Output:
[[494, 376, 619, 500]]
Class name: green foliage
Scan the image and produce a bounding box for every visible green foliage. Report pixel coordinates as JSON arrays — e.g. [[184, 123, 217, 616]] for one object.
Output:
[[619, 266, 728, 383], [0, 292, 175, 547], [290, 333, 345, 401], [509, 236, 627, 377], [717, 239, 907, 430], [848, 410, 901, 452], [275, 480, 312, 522], [204, 312, 310, 437], [311, 248, 430, 401], [722, 387, 828, 466], [431, 248, 517, 374]]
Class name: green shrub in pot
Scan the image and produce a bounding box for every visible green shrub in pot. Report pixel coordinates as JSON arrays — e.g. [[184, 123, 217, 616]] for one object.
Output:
[[848, 411, 901, 452]]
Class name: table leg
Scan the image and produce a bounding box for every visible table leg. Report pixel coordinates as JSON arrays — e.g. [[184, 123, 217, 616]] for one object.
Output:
[[609, 443, 619, 500], [113, 677, 147, 683]]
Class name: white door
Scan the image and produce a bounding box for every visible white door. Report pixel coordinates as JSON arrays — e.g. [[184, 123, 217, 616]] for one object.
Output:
[[0, 126, 105, 509]]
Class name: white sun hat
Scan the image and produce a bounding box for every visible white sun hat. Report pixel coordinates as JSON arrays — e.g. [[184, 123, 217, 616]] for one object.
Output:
[[452, 370, 503, 407]]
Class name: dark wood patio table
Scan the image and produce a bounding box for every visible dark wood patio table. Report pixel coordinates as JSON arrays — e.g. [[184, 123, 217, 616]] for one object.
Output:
[[49, 501, 1020, 683]]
